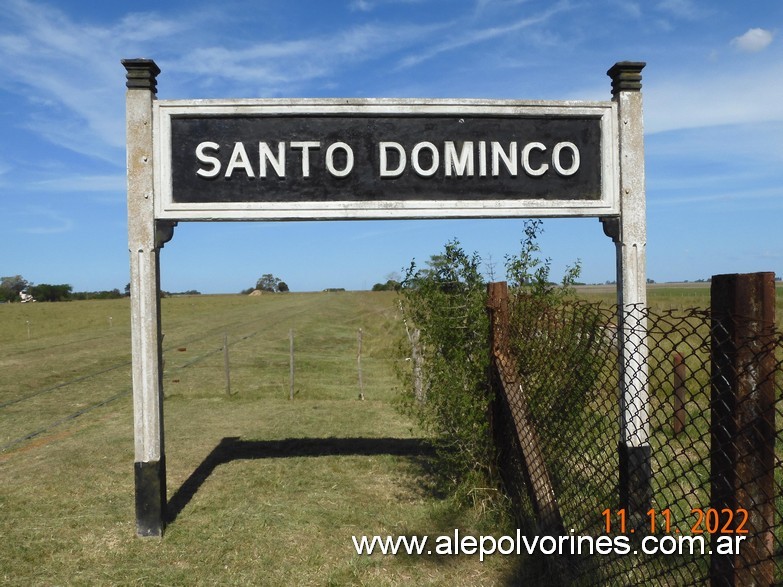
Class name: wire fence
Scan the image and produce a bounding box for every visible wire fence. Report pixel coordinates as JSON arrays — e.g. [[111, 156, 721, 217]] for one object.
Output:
[[1, 302, 381, 453], [488, 277, 782, 586]]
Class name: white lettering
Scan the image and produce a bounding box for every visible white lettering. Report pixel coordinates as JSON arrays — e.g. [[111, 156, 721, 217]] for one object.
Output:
[[379, 142, 406, 177], [325, 142, 354, 177], [595, 536, 613, 555], [195, 141, 221, 178], [444, 141, 474, 176], [522, 142, 548, 176], [552, 141, 580, 176], [520, 535, 539, 554], [496, 535, 514, 555], [290, 141, 320, 177], [411, 141, 439, 177], [491, 141, 517, 176], [538, 536, 557, 555], [193, 137, 584, 184], [434, 535, 452, 555], [225, 142, 254, 178], [715, 536, 740, 555], [259, 142, 285, 178], [460, 535, 477, 555], [478, 535, 496, 562], [735, 535, 747, 554]]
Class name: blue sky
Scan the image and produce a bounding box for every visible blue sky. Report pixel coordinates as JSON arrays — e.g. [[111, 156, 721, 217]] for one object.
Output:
[[1, 0, 781, 293]]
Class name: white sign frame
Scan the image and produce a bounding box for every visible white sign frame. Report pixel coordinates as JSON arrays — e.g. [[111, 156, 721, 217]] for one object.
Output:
[[153, 99, 619, 221]]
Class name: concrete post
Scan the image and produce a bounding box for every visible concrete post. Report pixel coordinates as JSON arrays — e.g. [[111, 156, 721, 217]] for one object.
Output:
[[123, 58, 167, 537], [606, 61, 650, 521]]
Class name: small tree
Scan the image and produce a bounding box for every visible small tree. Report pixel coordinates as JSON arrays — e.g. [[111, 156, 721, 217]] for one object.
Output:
[[0, 275, 30, 302], [256, 274, 281, 292], [397, 240, 491, 495], [277, 281, 289, 293], [397, 220, 585, 507]]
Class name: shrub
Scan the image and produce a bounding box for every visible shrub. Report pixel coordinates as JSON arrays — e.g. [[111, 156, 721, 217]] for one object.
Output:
[[396, 220, 585, 507], [398, 240, 491, 495]]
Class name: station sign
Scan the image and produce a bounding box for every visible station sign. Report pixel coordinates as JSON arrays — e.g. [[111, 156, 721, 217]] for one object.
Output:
[[153, 100, 618, 220]]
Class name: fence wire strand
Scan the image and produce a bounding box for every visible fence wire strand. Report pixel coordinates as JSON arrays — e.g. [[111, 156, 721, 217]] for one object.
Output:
[[491, 293, 782, 585]]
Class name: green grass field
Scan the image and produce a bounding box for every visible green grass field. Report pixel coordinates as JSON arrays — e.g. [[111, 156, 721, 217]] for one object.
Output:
[[576, 282, 783, 325], [0, 292, 522, 586], [2, 284, 779, 585]]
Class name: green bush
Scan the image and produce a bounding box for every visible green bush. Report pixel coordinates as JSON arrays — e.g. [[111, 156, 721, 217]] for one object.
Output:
[[398, 240, 492, 495], [396, 220, 584, 506]]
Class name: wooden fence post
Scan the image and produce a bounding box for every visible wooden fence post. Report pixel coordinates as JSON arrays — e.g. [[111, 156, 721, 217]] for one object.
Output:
[[223, 333, 231, 396], [289, 328, 295, 400], [400, 300, 424, 402], [487, 282, 563, 536], [357, 328, 365, 400], [710, 272, 776, 586]]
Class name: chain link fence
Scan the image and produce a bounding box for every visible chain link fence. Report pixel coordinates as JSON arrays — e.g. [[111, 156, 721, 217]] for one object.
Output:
[[488, 278, 781, 585]]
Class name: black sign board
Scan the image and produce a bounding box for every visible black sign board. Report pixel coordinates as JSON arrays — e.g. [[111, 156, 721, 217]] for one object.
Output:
[[154, 101, 618, 220]]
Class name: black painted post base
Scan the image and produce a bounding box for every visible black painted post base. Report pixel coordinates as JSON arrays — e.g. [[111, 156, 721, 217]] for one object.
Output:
[[619, 443, 651, 527], [134, 459, 167, 537]]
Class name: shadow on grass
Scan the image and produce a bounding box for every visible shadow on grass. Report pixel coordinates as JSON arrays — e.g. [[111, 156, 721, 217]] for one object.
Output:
[[166, 436, 435, 524], [167, 437, 557, 585]]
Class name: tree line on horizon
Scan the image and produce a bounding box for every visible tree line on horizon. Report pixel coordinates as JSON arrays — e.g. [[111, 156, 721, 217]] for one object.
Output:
[[0, 275, 205, 303], [0, 275, 125, 303]]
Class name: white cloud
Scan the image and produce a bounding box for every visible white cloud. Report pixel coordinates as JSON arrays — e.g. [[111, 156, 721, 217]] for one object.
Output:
[[169, 21, 447, 95], [0, 1, 218, 163], [1, 0, 778, 172], [30, 174, 125, 193], [655, 0, 703, 20], [650, 186, 783, 207], [609, 0, 642, 19], [19, 207, 75, 235], [0, 0, 450, 159], [644, 59, 783, 134], [396, 1, 571, 69], [350, 0, 373, 11], [731, 28, 774, 53], [349, 0, 425, 11]]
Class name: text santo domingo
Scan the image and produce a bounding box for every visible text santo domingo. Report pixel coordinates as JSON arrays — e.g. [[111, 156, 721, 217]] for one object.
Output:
[[193, 140, 582, 180]]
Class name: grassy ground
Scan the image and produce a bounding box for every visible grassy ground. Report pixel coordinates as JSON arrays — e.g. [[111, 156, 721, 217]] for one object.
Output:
[[576, 282, 783, 326], [2, 285, 779, 585], [0, 292, 523, 586]]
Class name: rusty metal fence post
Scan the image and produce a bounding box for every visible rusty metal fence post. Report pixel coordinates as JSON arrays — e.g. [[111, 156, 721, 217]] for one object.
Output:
[[487, 282, 563, 536], [710, 272, 776, 586]]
